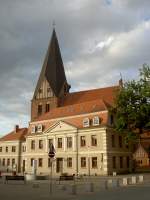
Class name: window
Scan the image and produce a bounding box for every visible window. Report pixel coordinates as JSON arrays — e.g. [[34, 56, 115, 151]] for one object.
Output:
[[46, 103, 50, 112], [109, 114, 114, 125], [81, 157, 86, 168], [7, 159, 10, 166], [31, 125, 36, 134], [91, 135, 97, 146], [126, 156, 130, 168], [112, 156, 116, 169], [31, 140, 35, 150], [67, 157, 72, 168], [49, 139, 53, 148], [6, 146, 8, 152], [22, 146, 26, 152], [83, 118, 90, 127], [2, 159, 5, 166], [93, 116, 100, 126], [38, 158, 43, 167], [0, 147, 2, 152], [57, 138, 62, 148], [92, 157, 97, 168], [119, 136, 122, 148], [12, 159, 15, 166], [31, 158, 34, 167], [37, 124, 43, 133], [112, 135, 115, 147], [80, 136, 86, 147], [120, 156, 123, 168], [38, 88, 42, 94], [12, 146, 16, 152], [67, 137, 72, 148], [39, 140, 43, 149], [38, 105, 42, 115]]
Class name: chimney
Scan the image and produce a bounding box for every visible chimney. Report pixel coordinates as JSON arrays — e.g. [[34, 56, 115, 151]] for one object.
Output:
[[14, 125, 19, 133]]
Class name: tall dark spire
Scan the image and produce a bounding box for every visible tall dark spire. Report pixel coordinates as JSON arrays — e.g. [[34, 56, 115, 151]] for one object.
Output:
[[33, 28, 69, 98]]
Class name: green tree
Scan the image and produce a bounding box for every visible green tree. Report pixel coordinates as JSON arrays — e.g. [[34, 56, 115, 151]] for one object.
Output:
[[113, 64, 150, 142]]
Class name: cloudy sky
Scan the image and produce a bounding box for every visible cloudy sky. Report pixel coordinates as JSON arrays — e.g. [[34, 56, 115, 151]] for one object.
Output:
[[0, 0, 150, 136]]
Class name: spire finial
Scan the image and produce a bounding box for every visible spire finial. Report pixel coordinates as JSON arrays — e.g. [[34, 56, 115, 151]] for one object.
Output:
[[52, 20, 56, 29]]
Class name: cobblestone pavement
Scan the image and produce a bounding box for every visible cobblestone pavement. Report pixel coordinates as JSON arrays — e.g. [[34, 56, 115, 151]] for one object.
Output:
[[0, 174, 150, 200]]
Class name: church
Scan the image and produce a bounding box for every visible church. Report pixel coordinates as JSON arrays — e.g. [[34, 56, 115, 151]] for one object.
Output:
[[0, 29, 133, 176]]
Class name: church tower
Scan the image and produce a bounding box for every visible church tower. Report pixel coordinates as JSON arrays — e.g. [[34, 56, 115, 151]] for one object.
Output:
[[31, 29, 70, 121]]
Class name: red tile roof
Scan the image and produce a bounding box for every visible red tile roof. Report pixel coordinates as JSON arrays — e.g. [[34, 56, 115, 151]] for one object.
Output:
[[33, 99, 109, 122], [61, 86, 119, 107], [0, 128, 28, 142]]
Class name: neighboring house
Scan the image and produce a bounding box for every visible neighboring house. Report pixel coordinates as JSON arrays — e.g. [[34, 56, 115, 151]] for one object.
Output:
[[0, 29, 133, 176], [0, 126, 28, 172]]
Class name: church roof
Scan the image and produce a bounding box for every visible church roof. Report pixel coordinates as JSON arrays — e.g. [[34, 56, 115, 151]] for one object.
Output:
[[61, 85, 119, 107], [0, 128, 28, 142], [33, 29, 67, 98], [33, 98, 109, 122]]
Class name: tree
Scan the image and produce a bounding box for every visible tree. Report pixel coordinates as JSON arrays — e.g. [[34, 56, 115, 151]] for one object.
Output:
[[112, 64, 150, 142]]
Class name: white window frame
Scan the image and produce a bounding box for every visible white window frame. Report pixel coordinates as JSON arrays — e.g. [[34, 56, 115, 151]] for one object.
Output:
[[31, 125, 36, 134], [83, 118, 90, 127], [37, 124, 43, 133], [93, 116, 100, 126]]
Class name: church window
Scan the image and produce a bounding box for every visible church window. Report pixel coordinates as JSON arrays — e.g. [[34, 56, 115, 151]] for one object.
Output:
[[46, 103, 50, 112], [38, 105, 42, 115]]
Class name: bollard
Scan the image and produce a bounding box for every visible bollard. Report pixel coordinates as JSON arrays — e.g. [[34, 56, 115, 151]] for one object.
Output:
[[131, 176, 136, 184], [122, 178, 128, 186], [138, 175, 144, 183]]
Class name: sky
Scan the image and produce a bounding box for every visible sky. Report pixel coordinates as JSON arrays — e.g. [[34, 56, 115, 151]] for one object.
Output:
[[0, 0, 150, 136]]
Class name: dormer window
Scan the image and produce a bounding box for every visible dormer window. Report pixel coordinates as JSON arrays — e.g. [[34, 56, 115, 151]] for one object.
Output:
[[31, 125, 36, 134], [83, 118, 90, 127], [37, 124, 43, 133], [93, 116, 100, 126]]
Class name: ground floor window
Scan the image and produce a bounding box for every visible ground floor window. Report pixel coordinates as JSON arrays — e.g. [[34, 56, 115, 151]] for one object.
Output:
[[112, 156, 116, 169], [92, 157, 97, 168], [81, 157, 86, 168], [120, 156, 123, 168], [126, 156, 130, 168], [38, 158, 43, 167], [67, 157, 72, 168]]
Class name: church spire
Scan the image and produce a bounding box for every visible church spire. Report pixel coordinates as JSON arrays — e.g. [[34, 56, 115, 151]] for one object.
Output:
[[33, 28, 70, 99], [31, 29, 70, 121]]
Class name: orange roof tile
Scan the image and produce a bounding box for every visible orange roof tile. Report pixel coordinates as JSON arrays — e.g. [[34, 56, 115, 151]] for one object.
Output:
[[61, 86, 119, 107], [0, 128, 28, 142], [33, 99, 108, 122]]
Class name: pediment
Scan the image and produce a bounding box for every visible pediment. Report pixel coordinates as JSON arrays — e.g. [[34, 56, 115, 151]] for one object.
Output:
[[44, 120, 77, 133]]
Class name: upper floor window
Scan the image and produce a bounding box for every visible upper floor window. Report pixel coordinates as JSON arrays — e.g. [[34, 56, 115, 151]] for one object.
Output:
[[112, 156, 116, 169], [46, 103, 50, 112], [0, 147, 2, 152], [39, 140, 43, 149], [80, 136, 86, 147], [12, 159, 15, 166], [7, 159, 10, 166], [31, 125, 36, 134], [67, 157, 72, 168], [57, 138, 62, 148], [31, 158, 34, 167], [38, 105, 42, 115], [112, 135, 115, 148], [31, 140, 35, 150], [22, 146, 26, 152], [67, 137, 72, 148], [49, 139, 53, 148], [91, 135, 97, 146], [6, 146, 8, 152], [120, 156, 123, 168], [37, 124, 43, 133], [12, 146, 16, 152], [2, 158, 5, 166], [38, 88, 42, 94], [93, 116, 100, 126], [83, 118, 90, 127]]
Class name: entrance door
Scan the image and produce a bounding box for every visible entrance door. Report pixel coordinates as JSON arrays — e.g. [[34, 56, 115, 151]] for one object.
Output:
[[56, 158, 63, 173]]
